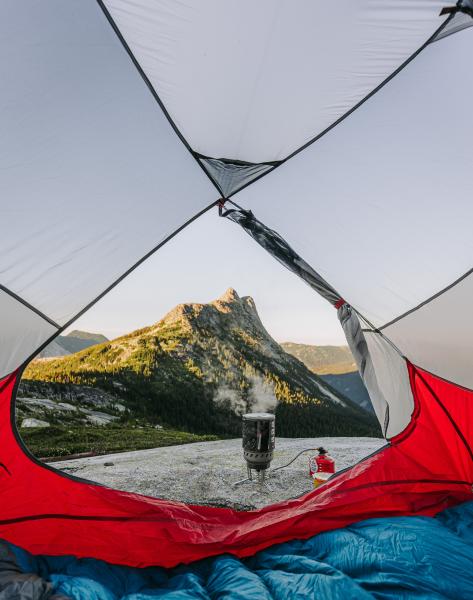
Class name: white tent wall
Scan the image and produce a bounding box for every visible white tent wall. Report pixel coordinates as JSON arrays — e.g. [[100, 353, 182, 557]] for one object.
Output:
[[0, 291, 58, 379], [101, 0, 450, 163], [383, 272, 473, 390], [0, 0, 216, 342], [363, 332, 414, 438]]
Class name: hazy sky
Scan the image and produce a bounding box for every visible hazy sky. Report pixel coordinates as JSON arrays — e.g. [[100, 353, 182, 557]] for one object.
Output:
[[72, 207, 345, 345]]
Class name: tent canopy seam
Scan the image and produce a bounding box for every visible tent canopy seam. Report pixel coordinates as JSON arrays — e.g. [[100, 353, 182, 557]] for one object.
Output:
[[0, 285, 59, 330], [97, 1, 454, 200]]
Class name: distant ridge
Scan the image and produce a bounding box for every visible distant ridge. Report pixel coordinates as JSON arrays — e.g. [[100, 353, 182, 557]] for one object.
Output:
[[281, 342, 373, 414], [281, 343, 356, 375], [38, 330, 108, 358]]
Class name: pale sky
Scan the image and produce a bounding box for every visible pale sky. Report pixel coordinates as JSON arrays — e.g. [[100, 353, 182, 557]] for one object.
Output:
[[71, 207, 346, 345]]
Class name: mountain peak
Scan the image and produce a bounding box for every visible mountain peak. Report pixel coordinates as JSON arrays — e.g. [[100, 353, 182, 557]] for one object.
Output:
[[213, 289, 257, 316], [218, 288, 240, 303], [160, 289, 262, 334]]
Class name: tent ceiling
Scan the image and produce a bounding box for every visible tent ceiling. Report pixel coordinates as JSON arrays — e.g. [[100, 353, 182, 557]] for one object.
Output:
[[101, 0, 451, 163]]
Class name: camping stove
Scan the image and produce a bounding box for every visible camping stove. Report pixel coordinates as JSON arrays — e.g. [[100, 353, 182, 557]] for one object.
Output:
[[242, 413, 275, 483]]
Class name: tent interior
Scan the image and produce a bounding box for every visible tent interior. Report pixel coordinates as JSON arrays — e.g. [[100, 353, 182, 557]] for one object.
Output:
[[1, 1, 473, 598]]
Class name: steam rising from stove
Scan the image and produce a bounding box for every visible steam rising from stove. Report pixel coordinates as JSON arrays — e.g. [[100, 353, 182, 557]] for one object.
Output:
[[214, 375, 277, 415], [248, 376, 277, 413]]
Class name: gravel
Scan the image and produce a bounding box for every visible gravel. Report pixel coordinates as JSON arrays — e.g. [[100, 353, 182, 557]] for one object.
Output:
[[52, 437, 385, 510]]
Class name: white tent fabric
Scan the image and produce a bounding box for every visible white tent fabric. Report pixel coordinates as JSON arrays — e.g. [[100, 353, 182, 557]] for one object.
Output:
[[363, 332, 414, 438], [382, 272, 473, 391], [1, 1, 472, 440], [101, 0, 450, 163], [0, 290, 57, 379], [0, 0, 215, 330]]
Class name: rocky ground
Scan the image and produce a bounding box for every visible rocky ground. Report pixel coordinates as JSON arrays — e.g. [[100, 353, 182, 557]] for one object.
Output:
[[17, 382, 126, 429], [52, 436, 384, 510]]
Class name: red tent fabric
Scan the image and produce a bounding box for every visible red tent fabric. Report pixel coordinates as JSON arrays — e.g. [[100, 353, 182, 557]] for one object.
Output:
[[1, 361, 471, 568]]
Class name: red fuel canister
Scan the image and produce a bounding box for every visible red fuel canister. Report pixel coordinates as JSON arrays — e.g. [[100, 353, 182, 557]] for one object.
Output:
[[309, 447, 335, 488]]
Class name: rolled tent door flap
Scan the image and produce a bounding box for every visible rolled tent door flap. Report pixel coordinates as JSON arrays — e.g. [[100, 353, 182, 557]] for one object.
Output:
[[338, 305, 415, 439], [222, 207, 342, 306]]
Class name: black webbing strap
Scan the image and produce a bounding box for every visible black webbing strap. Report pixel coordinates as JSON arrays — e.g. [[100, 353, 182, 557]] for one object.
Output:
[[220, 204, 343, 307]]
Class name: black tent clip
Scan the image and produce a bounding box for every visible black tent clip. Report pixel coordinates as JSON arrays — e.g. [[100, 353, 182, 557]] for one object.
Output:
[[440, 1, 473, 17]]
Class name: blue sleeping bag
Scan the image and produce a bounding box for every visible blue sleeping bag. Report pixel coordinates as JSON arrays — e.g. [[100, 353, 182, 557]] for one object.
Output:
[[6, 500, 473, 599]]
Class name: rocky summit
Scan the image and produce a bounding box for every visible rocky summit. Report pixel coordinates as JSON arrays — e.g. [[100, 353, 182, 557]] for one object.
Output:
[[23, 289, 379, 437]]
